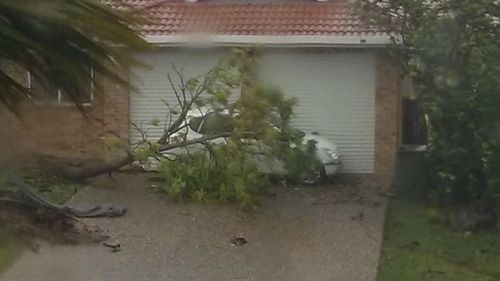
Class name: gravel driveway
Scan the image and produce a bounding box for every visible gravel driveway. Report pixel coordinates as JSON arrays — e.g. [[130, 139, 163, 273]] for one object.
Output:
[[1, 173, 388, 281]]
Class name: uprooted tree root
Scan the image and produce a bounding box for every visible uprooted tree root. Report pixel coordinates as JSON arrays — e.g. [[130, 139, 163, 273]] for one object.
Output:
[[0, 201, 109, 245]]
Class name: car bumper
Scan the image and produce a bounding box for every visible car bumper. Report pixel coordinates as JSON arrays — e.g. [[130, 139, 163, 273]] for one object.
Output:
[[324, 163, 341, 177]]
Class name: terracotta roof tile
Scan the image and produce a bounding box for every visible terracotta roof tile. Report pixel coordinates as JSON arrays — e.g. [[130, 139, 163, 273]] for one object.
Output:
[[104, 0, 383, 36]]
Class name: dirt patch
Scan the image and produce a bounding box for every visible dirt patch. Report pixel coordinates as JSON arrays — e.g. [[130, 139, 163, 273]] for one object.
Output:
[[282, 175, 387, 207]]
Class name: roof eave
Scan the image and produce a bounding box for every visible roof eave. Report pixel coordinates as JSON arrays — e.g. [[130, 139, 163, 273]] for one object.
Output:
[[144, 34, 394, 48]]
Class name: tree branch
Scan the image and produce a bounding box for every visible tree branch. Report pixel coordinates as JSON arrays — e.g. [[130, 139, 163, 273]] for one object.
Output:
[[158, 132, 255, 153], [158, 133, 232, 152]]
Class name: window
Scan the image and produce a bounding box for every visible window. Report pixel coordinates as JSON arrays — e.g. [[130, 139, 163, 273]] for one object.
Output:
[[28, 69, 94, 104]]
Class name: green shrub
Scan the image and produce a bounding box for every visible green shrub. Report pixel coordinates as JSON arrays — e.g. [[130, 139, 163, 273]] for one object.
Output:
[[361, 0, 500, 210], [419, 13, 500, 209]]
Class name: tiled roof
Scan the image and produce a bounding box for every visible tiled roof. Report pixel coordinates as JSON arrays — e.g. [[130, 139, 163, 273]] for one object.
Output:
[[104, 0, 382, 36]]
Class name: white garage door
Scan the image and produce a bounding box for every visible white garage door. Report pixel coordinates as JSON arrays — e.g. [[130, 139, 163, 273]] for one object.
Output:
[[130, 49, 225, 142], [131, 48, 375, 174], [259, 50, 375, 173]]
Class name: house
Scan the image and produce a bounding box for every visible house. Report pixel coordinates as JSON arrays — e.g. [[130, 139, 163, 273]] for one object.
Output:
[[0, 0, 401, 177]]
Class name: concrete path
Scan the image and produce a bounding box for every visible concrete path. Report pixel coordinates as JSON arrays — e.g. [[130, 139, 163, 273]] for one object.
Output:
[[1, 174, 387, 281]]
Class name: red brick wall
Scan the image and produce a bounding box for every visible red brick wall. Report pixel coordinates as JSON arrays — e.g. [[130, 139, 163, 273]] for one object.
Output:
[[0, 75, 129, 168], [374, 51, 402, 178]]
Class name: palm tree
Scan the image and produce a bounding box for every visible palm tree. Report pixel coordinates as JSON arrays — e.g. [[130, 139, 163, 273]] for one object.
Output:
[[0, 0, 150, 110]]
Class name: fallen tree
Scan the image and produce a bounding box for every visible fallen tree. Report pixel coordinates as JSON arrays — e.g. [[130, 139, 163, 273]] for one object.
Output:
[[50, 48, 317, 206]]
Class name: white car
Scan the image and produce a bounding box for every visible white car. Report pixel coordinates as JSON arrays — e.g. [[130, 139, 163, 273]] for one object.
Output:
[[147, 108, 342, 185]]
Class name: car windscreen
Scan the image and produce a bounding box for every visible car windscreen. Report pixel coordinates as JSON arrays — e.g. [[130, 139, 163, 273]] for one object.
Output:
[[189, 114, 233, 135]]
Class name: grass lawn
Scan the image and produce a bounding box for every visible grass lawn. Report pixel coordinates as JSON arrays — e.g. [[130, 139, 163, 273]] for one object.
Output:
[[0, 169, 79, 205], [0, 228, 25, 274], [25, 174, 80, 205], [377, 198, 500, 281], [377, 150, 500, 281]]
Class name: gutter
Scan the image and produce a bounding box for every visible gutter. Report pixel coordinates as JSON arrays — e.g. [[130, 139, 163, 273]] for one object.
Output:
[[144, 34, 393, 48]]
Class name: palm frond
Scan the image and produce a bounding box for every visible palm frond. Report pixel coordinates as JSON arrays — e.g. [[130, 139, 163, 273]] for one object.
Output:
[[0, 0, 152, 110]]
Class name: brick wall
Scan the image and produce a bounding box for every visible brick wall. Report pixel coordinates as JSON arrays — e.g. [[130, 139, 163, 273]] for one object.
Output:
[[374, 51, 402, 178], [0, 52, 401, 176], [0, 74, 129, 168]]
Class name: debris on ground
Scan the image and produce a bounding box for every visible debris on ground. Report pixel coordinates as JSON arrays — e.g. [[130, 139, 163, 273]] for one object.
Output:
[[351, 212, 364, 221], [103, 240, 122, 252], [378, 191, 397, 198], [11, 178, 127, 218], [230, 237, 248, 247]]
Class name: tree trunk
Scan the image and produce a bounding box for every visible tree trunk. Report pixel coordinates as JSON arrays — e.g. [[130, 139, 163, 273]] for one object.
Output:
[[37, 153, 134, 180]]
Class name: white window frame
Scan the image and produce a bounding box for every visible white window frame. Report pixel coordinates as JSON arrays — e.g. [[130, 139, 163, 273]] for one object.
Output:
[[27, 69, 94, 106]]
